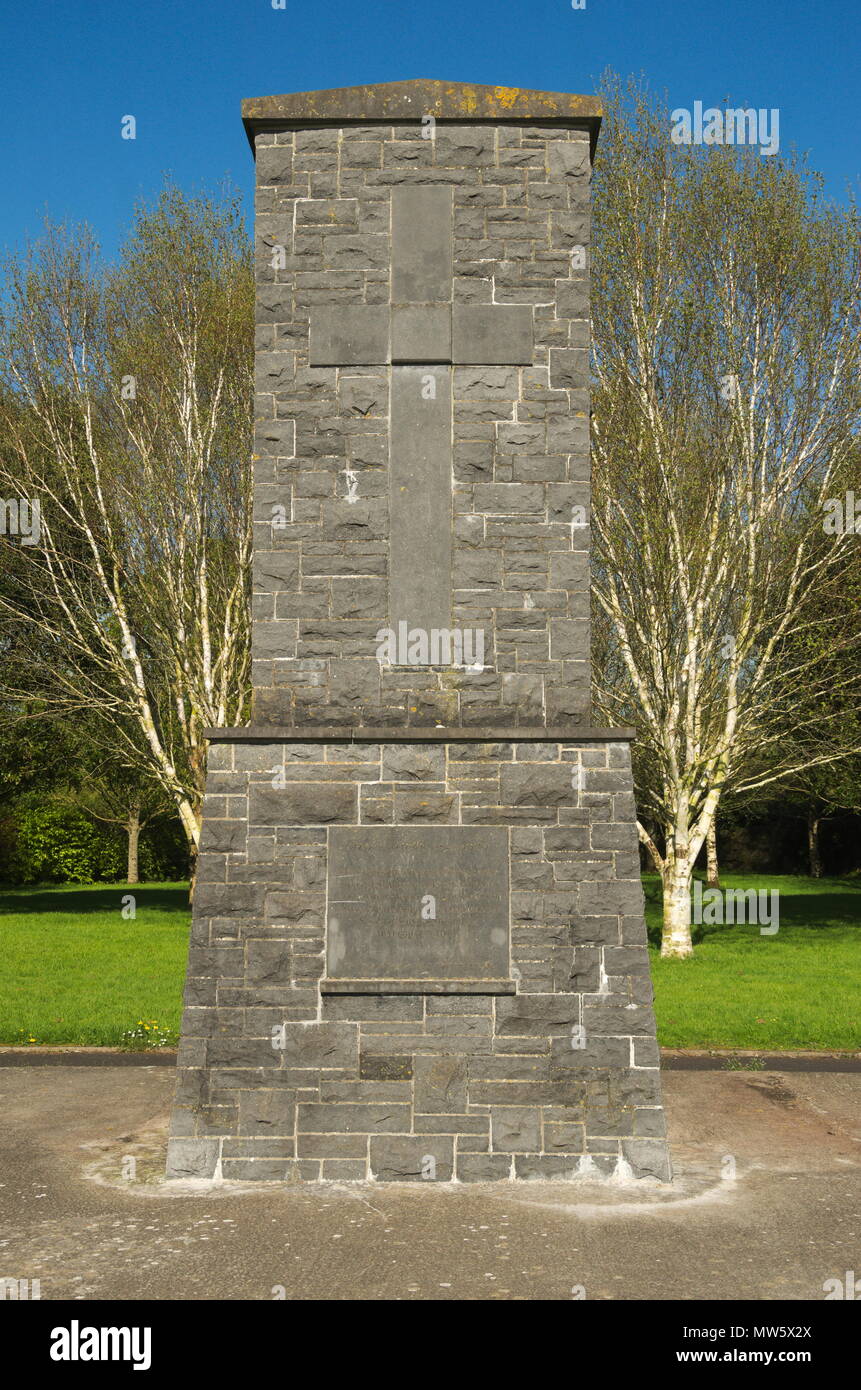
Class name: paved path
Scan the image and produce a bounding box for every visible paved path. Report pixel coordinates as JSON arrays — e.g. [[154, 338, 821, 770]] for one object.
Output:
[[1, 1065, 858, 1300]]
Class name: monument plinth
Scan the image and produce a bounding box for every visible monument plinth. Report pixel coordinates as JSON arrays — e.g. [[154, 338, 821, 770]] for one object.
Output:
[[166, 81, 672, 1183]]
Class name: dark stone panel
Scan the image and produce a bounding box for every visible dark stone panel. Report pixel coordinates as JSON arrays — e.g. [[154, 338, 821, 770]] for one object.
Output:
[[326, 825, 510, 981], [308, 304, 389, 365], [391, 304, 452, 363], [391, 185, 453, 303], [389, 365, 452, 635], [452, 305, 533, 364]]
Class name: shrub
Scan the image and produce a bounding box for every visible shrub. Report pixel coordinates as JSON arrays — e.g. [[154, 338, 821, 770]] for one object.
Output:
[[6, 802, 113, 883], [0, 797, 189, 884]]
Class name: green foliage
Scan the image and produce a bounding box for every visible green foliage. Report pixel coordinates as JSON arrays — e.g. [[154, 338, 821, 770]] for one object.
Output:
[[0, 795, 187, 885], [7, 802, 116, 884], [0, 709, 78, 802]]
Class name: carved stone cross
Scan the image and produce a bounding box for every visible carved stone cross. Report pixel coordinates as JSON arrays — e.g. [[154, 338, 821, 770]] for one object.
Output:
[[308, 185, 533, 642]]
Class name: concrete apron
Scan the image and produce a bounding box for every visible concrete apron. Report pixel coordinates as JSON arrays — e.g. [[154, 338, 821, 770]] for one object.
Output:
[[1, 1064, 858, 1299]]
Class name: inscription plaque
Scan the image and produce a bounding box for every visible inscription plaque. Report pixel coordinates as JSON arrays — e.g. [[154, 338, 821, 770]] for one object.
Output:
[[323, 826, 511, 991]]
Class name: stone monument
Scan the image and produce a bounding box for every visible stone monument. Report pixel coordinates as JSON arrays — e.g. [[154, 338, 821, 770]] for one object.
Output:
[[166, 81, 672, 1184]]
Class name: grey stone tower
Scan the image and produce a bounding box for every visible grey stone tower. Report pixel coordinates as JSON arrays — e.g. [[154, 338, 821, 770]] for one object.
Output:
[[166, 81, 672, 1183]]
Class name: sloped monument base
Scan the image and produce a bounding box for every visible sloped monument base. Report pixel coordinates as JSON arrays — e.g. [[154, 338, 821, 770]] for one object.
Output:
[[166, 731, 671, 1183]]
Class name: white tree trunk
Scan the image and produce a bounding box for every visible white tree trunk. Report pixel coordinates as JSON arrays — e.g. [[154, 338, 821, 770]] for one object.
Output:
[[661, 854, 694, 958], [706, 818, 720, 888], [808, 812, 823, 879], [126, 807, 140, 884]]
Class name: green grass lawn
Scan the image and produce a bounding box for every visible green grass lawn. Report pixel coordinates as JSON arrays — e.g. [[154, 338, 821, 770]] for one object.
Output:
[[0, 882, 190, 1047], [0, 874, 859, 1050], [646, 874, 861, 1050]]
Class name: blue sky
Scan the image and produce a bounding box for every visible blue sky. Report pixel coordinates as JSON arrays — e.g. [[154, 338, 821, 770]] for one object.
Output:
[[1, 0, 857, 259]]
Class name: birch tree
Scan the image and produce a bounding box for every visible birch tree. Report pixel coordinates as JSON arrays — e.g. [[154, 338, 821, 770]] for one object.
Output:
[[0, 187, 254, 865], [591, 78, 861, 956], [745, 538, 861, 877]]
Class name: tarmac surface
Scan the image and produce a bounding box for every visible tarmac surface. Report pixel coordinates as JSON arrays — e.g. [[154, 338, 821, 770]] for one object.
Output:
[[1, 1061, 858, 1300]]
